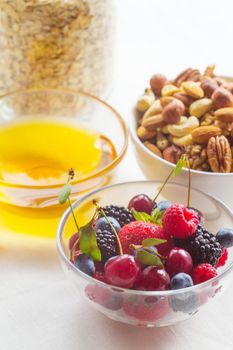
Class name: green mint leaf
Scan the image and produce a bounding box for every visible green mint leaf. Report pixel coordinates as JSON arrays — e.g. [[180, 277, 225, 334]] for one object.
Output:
[[131, 209, 152, 222], [137, 248, 163, 267], [59, 183, 71, 204], [79, 215, 101, 262], [172, 154, 186, 177], [151, 208, 165, 225], [142, 237, 167, 247]]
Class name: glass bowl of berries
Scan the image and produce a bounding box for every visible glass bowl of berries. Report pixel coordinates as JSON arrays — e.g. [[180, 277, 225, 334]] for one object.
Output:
[[57, 173, 233, 327]]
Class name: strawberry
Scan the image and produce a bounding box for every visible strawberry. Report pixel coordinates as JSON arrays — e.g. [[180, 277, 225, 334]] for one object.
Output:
[[118, 221, 173, 255]]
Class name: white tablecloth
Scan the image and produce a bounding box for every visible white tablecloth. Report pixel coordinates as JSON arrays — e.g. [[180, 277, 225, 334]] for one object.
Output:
[[1, 1, 233, 349]]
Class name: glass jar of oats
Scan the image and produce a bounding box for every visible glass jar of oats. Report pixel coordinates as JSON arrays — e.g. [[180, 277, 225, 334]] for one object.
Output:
[[0, 0, 115, 97]]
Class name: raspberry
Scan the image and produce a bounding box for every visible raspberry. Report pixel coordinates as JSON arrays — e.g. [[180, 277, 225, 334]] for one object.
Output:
[[215, 248, 228, 268], [123, 296, 169, 322], [118, 221, 173, 255], [162, 204, 199, 239], [102, 205, 134, 227], [192, 263, 218, 285]]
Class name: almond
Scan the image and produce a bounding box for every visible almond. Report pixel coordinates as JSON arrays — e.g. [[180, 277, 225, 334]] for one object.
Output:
[[211, 87, 233, 109], [181, 81, 204, 99], [137, 126, 157, 140], [191, 126, 221, 144], [142, 114, 166, 130], [162, 99, 185, 124], [214, 107, 233, 123], [143, 141, 162, 157]]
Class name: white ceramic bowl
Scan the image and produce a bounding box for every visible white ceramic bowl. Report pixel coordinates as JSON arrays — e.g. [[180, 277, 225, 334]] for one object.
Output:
[[129, 111, 233, 209]]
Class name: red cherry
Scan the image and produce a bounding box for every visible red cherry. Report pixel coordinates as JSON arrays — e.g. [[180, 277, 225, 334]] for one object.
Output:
[[105, 254, 141, 288], [137, 266, 170, 291], [128, 194, 154, 214], [166, 248, 193, 277], [93, 271, 106, 283]]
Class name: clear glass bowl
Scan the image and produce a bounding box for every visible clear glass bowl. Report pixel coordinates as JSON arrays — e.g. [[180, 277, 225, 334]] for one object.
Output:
[[57, 181, 233, 327], [0, 88, 127, 208]]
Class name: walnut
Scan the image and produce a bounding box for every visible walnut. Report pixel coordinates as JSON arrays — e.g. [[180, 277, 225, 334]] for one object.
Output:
[[185, 144, 210, 171], [207, 136, 232, 172]]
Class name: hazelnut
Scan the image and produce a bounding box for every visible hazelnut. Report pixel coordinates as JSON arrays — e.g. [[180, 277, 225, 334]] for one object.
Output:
[[162, 99, 185, 124], [201, 78, 218, 98], [150, 74, 168, 96], [212, 87, 233, 109], [163, 145, 183, 164]]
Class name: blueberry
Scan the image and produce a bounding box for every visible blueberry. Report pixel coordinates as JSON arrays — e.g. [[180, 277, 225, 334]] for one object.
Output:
[[95, 216, 121, 232], [74, 254, 95, 276], [170, 273, 193, 290], [169, 292, 199, 314], [216, 228, 233, 248], [157, 200, 172, 212]]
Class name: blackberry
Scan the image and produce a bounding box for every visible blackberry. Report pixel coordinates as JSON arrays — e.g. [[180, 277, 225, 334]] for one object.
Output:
[[96, 227, 119, 263], [174, 225, 222, 266], [102, 205, 134, 227]]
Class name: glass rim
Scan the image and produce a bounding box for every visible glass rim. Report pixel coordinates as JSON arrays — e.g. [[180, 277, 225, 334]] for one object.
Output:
[[0, 87, 128, 189], [56, 180, 233, 296]]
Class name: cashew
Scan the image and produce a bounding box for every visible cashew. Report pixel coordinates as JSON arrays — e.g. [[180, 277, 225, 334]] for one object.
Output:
[[172, 134, 193, 146], [161, 84, 181, 97], [136, 89, 155, 112], [167, 116, 199, 137], [162, 125, 170, 134], [156, 132, 170, 151], [142, 99, 162, 121]]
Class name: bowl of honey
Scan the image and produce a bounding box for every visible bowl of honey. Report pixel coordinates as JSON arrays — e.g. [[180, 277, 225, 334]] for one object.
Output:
[[0, 88, 127, 208]]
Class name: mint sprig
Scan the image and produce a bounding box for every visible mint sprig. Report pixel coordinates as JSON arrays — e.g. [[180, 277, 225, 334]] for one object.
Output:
[[131, 207, 165, 225], [59, 169, 101, 262]]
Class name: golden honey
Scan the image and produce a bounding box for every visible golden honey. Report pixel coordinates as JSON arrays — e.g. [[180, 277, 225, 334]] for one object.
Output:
[[0, 118, 116, 187]]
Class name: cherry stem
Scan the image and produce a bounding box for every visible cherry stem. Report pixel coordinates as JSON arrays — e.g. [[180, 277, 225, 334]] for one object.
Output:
[[68, 197, 80, 232], [153, 168, 174, 202], [93, 200, 123, 256], [186, 157, 191, 207]]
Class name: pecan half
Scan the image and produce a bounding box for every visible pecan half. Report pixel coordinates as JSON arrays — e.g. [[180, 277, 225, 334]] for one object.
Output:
[[174, 68, 201, 86], [207, 136, 232, 172]]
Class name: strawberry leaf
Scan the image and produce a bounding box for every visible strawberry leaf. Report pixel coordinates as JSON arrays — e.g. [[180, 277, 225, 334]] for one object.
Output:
[[137, 248, 163, 267], [79, 214, 101, 262], [142, 237, 167, 247]]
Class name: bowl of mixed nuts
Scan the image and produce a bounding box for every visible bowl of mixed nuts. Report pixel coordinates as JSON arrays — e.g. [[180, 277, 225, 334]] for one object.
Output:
[[129, 65, 233, 207]]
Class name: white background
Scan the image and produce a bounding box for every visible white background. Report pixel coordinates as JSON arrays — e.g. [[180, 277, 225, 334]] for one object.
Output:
[[1, 1, 233, 349]]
